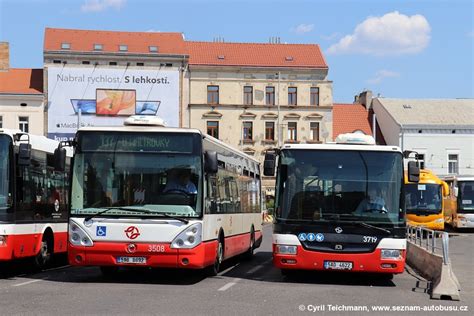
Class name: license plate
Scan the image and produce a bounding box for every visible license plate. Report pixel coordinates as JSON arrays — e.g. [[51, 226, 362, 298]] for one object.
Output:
[[116, 256, 147, 264], [324, 261, 353, 270]]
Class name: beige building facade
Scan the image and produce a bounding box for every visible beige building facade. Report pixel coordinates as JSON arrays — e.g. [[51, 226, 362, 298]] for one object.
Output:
[[186, 42, 333, 193]]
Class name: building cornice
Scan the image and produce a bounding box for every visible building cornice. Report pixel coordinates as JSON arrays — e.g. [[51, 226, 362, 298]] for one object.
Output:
[[188, 103, 333, 110]]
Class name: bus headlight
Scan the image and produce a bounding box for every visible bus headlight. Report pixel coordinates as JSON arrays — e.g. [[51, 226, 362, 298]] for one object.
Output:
[[381, 249, 401, 259], [275, 245, 297, 255], [434, 218, 444, 223], [171, 223, 202, 249], [69, 222, 94, 247]]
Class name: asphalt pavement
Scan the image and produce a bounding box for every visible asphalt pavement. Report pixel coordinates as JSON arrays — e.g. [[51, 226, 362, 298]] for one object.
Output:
[[0, 224, 472, 316]]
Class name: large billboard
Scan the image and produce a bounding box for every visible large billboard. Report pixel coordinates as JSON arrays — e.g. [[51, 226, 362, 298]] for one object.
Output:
[[47, 66, 179, 140]]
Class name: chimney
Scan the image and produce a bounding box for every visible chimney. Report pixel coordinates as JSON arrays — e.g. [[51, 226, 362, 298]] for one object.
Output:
[[358, 90, 373, 111], [0, 42, 9, 71]]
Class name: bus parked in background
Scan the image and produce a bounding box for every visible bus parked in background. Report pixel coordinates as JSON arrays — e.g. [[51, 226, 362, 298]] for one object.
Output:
[[0, 129, 71, 268], [57, 116, 262, 276], [264, 133, 419, 279], [404, 169, 449, 230], [444, 175, 474, 229]]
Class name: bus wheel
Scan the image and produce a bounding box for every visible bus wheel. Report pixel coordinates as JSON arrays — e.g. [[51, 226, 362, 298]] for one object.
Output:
[[281, 269, 295, 277], [34, 236, 52, 269], [243, 227, 255, 260], [207, 238, 224, 276], [100, 266, 119, 278], [379, 273, 394, 281]]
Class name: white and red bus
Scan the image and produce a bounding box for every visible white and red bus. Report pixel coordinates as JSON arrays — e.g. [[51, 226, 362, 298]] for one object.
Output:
[[0, 129, 71, 268], [57, 116, 262, 276], [264, 133, 419, 279]]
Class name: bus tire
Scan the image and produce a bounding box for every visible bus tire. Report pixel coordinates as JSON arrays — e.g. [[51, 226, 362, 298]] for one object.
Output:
[[379, 273, 394, 281], [34, 232, 53, 269], [206, 236, 224, 276], [281, 269, 295, 277], [100, 266, 119, 277], [243, 227, 255, 260]]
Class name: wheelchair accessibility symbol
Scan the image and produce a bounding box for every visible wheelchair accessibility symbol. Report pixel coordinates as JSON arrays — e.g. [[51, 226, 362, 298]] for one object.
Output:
[[96, 226, 107, 237]]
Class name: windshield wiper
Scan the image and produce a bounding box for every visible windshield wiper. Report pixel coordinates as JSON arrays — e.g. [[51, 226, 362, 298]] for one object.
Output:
[[84, 207, 189, 224], [354, 222, 391, 235]]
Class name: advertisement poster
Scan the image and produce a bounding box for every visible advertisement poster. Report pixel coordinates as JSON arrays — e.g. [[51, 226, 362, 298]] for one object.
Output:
[[47, 66, 179, 140]]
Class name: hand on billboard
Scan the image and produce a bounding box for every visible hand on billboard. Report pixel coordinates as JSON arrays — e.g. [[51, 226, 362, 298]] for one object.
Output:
[[96, 90, 135, 116]]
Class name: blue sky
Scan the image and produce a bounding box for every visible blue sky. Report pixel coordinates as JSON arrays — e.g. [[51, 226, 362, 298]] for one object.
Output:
[[0, 0, 472, 102]]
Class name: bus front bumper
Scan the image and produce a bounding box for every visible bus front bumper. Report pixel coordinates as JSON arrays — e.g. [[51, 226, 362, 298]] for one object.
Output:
[[273, 245, 406, 274], [68, 240, 218, 269]]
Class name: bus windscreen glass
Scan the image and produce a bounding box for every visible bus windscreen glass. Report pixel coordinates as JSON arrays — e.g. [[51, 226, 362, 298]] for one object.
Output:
[[405, 183, 442, 215], [0, 135, 12, 213], [275, 149, 403, 225], [71, 132, 203, 218], [459, 181, 474, 212]]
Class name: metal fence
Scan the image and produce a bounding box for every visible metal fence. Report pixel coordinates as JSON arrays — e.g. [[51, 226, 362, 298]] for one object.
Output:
[[406, 225, 450, 264]]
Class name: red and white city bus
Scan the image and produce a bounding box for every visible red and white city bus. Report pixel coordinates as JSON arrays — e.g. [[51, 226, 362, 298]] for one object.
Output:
[[264, 133, 419, 278], [0, 129, 71, 268], [57, 116, 262, 276]]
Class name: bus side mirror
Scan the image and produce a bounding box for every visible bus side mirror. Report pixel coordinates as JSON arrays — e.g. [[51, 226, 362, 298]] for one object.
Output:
[[204, 151, 218, 174], [407, 161, 419, 183], [442, 182, 450, 197], [54, 147, 66, 172], [18, 143, 31, 166], [263, 153, 276, 177]]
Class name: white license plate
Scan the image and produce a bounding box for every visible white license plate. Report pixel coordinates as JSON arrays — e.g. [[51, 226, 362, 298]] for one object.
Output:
[[116, 256, 147, 264], [324, 261, 353, 270]]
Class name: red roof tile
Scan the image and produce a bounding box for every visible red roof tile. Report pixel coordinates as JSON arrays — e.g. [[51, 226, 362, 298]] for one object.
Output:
[[44, 28, 187, 55], [186, 41, 327, 68], [333, 103, 372, 139], [0, 68, 43, 94]]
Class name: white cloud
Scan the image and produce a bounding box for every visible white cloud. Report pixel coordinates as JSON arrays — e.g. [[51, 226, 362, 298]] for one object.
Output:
[[81, 0, 126, 13], [293, 24, 314, 34], [468, 30, 474, 38], [327, 11, 431, 56], [367, 70, 400, 84], [320, 32, 340, 41]]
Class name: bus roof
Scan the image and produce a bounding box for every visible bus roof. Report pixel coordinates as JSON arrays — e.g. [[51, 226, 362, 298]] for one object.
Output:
[[405, 169, 445, 185], [443, 175, 474, 182], [0, 129, 73, 157], [280, 143, 401, 153]]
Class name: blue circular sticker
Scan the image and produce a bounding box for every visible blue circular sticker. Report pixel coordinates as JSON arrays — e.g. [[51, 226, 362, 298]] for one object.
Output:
[[307, 233, 316, 242], [315, 233, 325, 242], [298, 233, 307, 241]]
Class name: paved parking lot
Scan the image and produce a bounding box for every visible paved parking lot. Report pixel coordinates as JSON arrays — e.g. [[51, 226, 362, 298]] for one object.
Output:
[[0, 225, 472, 315]]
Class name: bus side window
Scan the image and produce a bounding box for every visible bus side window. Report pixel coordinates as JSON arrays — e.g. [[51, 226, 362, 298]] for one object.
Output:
[[207, 175, 218, 214]]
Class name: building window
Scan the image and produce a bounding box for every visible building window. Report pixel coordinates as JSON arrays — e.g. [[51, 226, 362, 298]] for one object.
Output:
[[310, 87, 320, 106], [207, 121, 219, 139], [0, 115, 3, 128], [243, 86, 253, 105], [136, 62, 144, 66], [417, 154, 425, 169], [310, 122, 320, 141], [53, 60, 61, 64], [288, 87, 297, 105], [448, 154, 459, 174], [109, 61, 117, 66], [94, 44, 103, 51], [149, 46, 158, 52], [265, 122, 275, 141], [243, 122, 253, 141], [19, 116, 29, 133], [287, 122, 297, 141], [61, 43, 70, 50], [207, 85, 219, 104], [82, 61, 90, 65], [119, 45, 128, 52], [266, 87, 275, 105]]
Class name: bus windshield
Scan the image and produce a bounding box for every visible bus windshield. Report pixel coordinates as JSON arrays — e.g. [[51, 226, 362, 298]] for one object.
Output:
[[405, 183, 442, 214], [459, 181, 474, 212], [71, 132, 203, 218], [0, 135, 12, 213], [275, 149, 403, 225]]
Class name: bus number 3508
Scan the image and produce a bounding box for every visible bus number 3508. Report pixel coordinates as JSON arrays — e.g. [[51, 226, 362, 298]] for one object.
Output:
[[148, 245, 166, 252]]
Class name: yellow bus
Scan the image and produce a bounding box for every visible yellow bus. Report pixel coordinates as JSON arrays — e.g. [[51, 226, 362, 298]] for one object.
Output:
[[443, 176, 474, 229], [404, 169, 449, 230]]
